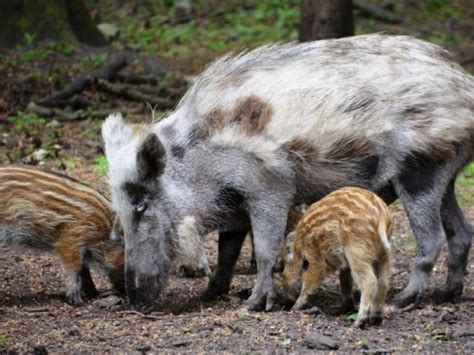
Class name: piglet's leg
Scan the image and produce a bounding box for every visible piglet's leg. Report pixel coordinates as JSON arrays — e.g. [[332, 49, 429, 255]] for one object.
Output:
[[55, 241, 85, 306], [292, 256, 325, 310], [80, 265, 99, 298], [339, 267, 354, 313], [347, 255, 378, 328]]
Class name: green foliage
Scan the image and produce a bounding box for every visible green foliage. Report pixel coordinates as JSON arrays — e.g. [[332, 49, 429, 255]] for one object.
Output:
[[0, 332, 12, 352], [23, 32, 37, 46], [54, 42, 74, 56], [347, 312, 358, 321], [7, 111, 47, 132], [95, 155, 108, 176], [82, 53, 109, 69], [119, 0, 299, 56], [419, 0, 460, 20], [21, 48, 50, 63], [457, 162, 474, 186]]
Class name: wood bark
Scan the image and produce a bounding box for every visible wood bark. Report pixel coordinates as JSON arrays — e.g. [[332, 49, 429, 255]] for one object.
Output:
[[0, 0, 105, 48], [299, 0, 354, 41]]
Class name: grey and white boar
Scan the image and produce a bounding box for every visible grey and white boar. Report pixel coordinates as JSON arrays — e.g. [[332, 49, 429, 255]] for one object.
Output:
[[102, 34, 473, 312], [0, 166, 125, 306], [282, 187, 392, 328]]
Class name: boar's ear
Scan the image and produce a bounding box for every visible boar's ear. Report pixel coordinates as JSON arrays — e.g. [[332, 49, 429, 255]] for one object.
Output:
[[102, 113, 133, 158], [136, 133, 166, 181]]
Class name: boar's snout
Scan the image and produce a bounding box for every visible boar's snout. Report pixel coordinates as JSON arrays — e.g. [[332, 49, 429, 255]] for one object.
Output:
[[125, 268, 161, 313]]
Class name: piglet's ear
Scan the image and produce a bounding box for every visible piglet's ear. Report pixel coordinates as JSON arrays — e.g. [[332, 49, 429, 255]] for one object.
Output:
[[137, 133, 166, 181]]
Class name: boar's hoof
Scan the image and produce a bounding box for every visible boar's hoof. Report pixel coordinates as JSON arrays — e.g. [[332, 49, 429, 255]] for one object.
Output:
[[245, 289, 275, 312], [354, 314, 383, 328], [340, 300, 355, 314], [353, 317, 368, 329], [200, 277, 230, 300], [433, 285, 463, 304], [390, 289, 424, 310], [68, 295, 85, 307]]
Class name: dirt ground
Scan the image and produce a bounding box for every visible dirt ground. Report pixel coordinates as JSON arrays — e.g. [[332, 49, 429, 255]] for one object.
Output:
[[0, 0, 474, 351], [0, 127, 473, 352]]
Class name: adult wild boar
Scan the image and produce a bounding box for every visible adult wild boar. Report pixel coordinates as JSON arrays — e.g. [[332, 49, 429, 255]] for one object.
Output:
[[102, 34, 473, 312]]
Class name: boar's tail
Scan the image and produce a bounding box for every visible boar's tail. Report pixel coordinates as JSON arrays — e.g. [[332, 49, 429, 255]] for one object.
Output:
[[377, 218, 391, 252]]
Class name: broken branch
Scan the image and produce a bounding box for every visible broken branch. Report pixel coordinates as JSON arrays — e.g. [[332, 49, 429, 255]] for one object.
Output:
[[354, 0, 403, 24]]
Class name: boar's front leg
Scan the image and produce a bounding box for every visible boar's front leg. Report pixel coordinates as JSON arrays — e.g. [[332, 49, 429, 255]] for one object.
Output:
[[202, 229, 248, 299], [245, 197, 292, 311]]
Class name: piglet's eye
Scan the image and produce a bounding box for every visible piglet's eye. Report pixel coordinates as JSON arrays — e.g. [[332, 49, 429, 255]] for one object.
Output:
[[134, 202, 148, 214]]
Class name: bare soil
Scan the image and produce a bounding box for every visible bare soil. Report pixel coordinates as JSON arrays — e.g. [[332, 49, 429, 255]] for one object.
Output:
[[0, 142, 473, 352], [0, 1, 473, 350]]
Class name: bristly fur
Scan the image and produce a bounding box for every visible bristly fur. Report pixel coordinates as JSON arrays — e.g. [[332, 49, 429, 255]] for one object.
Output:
[[282, 187, 392, 328], [0, 166, 125, 306], [102, 34, 473, 311]]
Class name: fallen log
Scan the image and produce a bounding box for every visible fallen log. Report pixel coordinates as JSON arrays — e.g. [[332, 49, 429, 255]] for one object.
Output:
[[354, 0, 403, 24], [96, 79, 175, 109], [36, 53, 129, 107]]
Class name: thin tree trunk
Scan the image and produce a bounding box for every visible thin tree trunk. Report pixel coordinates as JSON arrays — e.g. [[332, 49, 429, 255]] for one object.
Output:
[[299, 0, 354, 41]]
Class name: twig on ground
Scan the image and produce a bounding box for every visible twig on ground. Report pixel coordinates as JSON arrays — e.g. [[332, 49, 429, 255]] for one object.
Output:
[[108, 73, 159, 86], [354, 0, 404, 24], [23, 306, 49, 313], [36, 54, 129, 108], [117, 310, 165, 320], [96, 79, 175, 109]]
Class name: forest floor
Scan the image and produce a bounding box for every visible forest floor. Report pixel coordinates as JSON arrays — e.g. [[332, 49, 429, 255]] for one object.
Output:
[[1, 0, 474, 353], [0, 178, 473, 353]]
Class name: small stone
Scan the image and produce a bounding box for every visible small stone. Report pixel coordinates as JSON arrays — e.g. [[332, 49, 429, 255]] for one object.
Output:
[[174, 0, 194, 24], [170, 337, 189, 347], [305, 332, 339, 350], [453, 325, 474, 338], [93, 295, 122, 308], [287, 331, 302, 340], [68, 329, 80, 337], [97, 23, 120, 41], [439, 311, 457, 324], [32, 345, 48, 355], [4, 135, 19, 149], [30, 149, 49, 162], [136, 345, 151, 353]]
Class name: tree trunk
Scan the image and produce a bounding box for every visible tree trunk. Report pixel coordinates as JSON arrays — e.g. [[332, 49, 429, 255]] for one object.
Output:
[[299, 0, 354, 41], [0, 0, 106, 49]]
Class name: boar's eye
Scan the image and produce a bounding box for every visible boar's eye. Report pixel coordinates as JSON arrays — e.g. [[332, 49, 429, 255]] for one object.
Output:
[[134, 202, 148, 215]]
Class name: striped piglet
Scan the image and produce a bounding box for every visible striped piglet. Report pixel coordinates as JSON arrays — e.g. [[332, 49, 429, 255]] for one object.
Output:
[[282, 187, 392, 328], [0, 166, 124, 306]]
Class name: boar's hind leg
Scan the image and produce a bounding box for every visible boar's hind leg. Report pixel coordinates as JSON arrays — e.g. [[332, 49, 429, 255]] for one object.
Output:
[[202, 229, 248, 300], [391, 157, 450, 308], [436, 179, 473, 302]]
